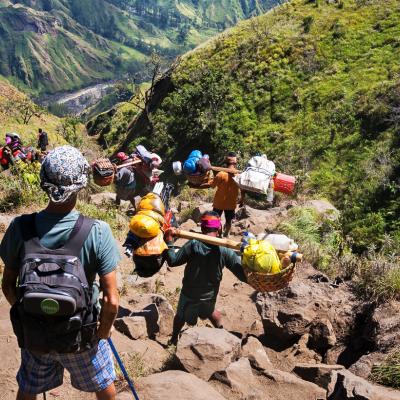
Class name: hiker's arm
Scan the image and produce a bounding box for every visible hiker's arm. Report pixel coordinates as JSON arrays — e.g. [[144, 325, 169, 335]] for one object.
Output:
[[225, 251, 247, 283], [1, 267, 19, 306], [163, 240, 192, 267], [98, 270, 119, 339]]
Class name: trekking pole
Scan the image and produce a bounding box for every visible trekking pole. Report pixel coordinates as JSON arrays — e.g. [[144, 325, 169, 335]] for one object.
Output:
[[107, 338, 140, 400]]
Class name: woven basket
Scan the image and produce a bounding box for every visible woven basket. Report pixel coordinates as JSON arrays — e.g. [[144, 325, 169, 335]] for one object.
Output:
[[243, 263, 297, 292], [92, 158, 115, 186]]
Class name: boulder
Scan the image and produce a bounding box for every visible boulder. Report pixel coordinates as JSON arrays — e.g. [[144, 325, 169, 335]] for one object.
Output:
[[255, 279, 357, 353], [304, 200, 339, 220], [118, 294, 174, 339], [215, 357, 265, 400], [350, 301, 400, 378], [262, 369, 327, 400], [191, 203, 213, 223], [176, 327, 241, 381], [114, 316, 148, 340], [328, 370, 400, 400], [241, 336, 273, 370], [308, 318, 337, 352], [232, 204, 295, 235], [137, 370, 227, 400], [293, 363, 345, 390]]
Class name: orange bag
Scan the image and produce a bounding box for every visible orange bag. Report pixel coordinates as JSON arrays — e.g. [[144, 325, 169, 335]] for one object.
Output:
[[134, 232, 168, 257], [129, 214, 161, 239]]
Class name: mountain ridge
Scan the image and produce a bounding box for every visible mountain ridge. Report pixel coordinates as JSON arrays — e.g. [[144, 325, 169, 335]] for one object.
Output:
[[0, 0, 280, 95]]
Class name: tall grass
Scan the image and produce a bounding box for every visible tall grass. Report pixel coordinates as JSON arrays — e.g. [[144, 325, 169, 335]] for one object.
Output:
[[371, 352, 400, 388]]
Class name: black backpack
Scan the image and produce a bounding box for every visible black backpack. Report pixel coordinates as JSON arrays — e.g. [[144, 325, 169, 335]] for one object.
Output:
[[10, 213, 99, 354]]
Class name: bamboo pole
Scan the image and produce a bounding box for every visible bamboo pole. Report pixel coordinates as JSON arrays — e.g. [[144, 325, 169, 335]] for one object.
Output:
[[173, 229, 242, 250], [210, 166, 242, 174], [115, 159, 142, 170]]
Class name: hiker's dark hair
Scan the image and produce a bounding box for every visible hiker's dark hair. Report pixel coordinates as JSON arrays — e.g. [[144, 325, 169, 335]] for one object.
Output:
[[227, 151, 236, 157], [38, 128, 42, 133]]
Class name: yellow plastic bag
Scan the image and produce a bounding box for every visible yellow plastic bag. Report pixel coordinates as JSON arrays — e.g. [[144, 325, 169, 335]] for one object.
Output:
[[135, 231, 168, 257], [129, 214, 161, 239], [242, 239, 281, 274], [137, 193, 165, 216], [137, 210, 165, 227]]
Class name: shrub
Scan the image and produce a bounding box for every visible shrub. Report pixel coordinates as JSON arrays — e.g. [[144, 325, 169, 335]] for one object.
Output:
[[371, 352, 400, 388]]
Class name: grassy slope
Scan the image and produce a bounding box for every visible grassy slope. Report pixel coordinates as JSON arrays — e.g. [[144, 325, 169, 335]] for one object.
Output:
[[0, 78, 66, 146], [110, 0, 400, 250]]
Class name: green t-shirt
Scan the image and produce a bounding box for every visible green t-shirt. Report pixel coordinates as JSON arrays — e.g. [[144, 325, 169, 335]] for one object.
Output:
[[0, 210, 121, 285], [164, 239, 246, 301]]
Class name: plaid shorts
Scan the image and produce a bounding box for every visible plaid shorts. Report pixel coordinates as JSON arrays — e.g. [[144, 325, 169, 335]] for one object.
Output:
[[17, 339, 116, 395]]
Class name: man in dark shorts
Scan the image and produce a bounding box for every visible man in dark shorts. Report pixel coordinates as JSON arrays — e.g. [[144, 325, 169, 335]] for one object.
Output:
[[37, 128, 49, 152], [163, 211, 246, 345], [210, 152, 244, 237]]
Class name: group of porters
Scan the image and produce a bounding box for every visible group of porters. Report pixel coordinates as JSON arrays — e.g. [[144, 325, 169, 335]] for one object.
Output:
[[92, 147, 302, 293]]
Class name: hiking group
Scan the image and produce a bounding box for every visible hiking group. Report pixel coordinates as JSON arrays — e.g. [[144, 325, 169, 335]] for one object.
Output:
[[0, 129, 49, 170], [1, 144, 298, 399]]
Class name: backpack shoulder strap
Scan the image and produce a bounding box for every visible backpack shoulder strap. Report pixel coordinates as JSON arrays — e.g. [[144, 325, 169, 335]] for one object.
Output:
[[19, 213, 38, 242], [63, 215, 95, 257]]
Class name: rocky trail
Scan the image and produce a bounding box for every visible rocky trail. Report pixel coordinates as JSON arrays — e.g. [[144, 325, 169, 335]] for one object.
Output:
[[1, 198, 400, 400]]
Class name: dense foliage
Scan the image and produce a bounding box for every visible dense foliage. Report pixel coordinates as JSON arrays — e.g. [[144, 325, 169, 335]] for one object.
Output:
[[0, 0, 279, 94], [109, 0, 400, 252]]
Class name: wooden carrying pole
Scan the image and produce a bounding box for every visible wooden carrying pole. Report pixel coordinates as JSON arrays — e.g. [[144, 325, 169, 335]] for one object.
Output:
[[115, 159, 142, 170], [174, 229, 242, 250], [210, 166, 242, 174]]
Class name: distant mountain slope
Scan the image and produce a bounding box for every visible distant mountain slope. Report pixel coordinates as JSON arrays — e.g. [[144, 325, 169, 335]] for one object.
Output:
[[0, 78, 65, 145], [97, 0, 400, 250], [0, 0, 279, 94]]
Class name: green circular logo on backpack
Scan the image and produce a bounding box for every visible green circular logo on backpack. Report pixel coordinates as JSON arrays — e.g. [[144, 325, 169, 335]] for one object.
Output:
[[40, 298, 60, 315]]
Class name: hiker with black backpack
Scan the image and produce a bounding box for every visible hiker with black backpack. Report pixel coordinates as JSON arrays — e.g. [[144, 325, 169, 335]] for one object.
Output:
[[1, 145, 120, 400], [37, 128, 49, 153]]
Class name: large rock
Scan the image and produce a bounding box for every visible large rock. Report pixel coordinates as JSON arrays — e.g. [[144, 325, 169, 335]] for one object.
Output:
[[293, 363, 345, 390], [215, 357, 265, 400], [262, 369, 327, 400], [256, 279, 357, 353], [304, 200, 339, 220], [350, 301, 400, 379], [233, 205, 291, 235], [118, 293, 175, 339], [137, 370, 227, 400], [191, 203, 213, 223], [241, 336, 273, 370], [176, 327, 241, 381], [328, 370, 400, 400], [114, 316, 148, 340]]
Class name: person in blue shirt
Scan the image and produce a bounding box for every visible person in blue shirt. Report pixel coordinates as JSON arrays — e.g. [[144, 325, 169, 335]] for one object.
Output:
[[1, 146, 120, 400]]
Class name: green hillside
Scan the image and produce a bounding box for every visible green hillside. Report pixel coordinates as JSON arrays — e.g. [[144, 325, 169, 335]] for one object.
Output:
[[0, 0, 278, 94], [97, 0, 400, 251]]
